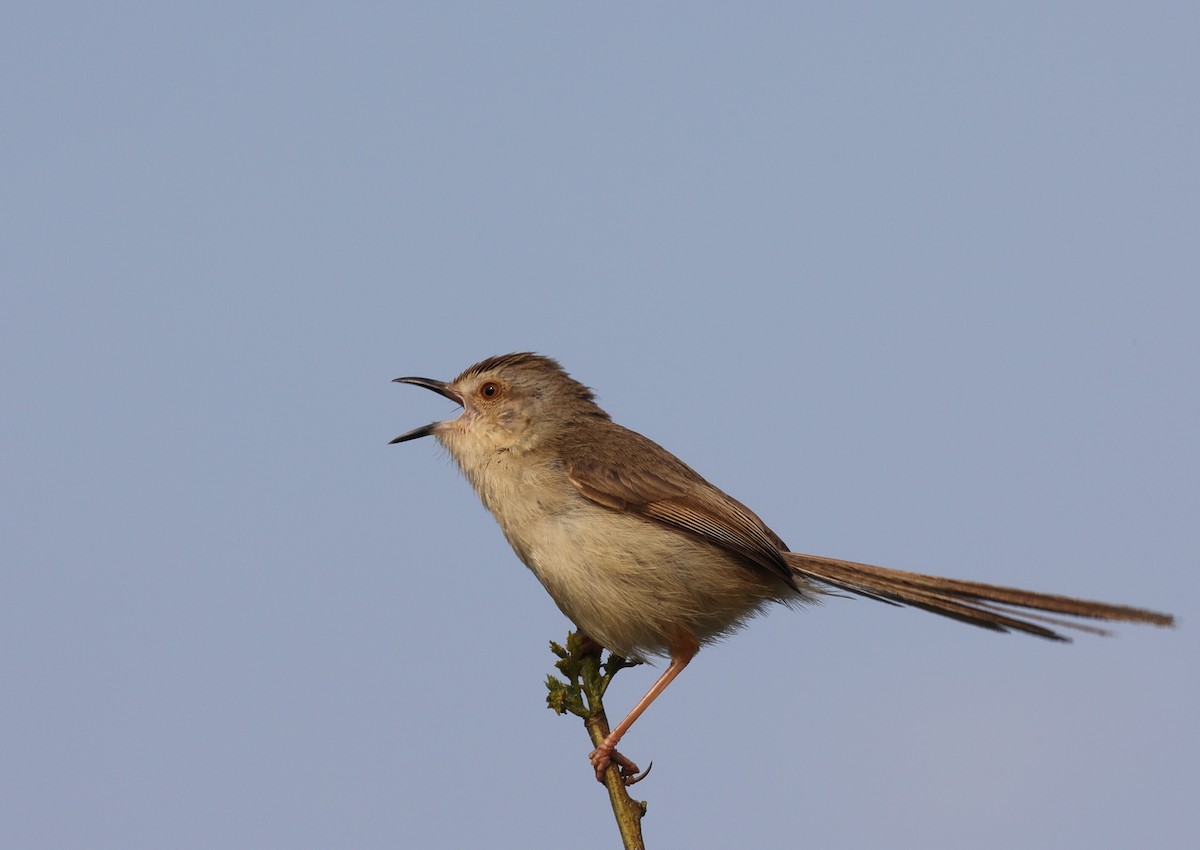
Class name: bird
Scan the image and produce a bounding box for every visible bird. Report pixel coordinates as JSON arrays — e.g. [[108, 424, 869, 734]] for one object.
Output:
[[390, 352, 1174, 783]]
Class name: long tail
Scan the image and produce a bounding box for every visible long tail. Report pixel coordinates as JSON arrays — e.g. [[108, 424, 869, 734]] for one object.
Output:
[[784, 552, 1174, 641]]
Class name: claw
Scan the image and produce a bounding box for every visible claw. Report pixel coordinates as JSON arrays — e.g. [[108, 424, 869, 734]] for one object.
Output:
[[624, 759, 653, 786]]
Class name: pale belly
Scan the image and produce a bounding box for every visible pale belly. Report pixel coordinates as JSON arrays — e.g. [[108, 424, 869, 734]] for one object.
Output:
[[512, 502, 792, 659], [461, 447, 800, 659]]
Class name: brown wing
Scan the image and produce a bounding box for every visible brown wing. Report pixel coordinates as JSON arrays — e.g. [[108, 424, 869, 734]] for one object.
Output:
[[561, 424, 796, 586]]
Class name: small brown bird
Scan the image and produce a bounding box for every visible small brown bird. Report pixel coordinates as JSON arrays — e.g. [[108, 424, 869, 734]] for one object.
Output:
[[391, 353, 1174, 782]]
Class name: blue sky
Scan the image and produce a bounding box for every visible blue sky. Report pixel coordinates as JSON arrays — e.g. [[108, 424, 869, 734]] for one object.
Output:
[[3, 4, 1197, 848]]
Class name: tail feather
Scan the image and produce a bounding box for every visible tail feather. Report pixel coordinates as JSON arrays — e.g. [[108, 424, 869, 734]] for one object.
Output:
[[785, 552, 1174, 642], [966, 599, 1115, 638]]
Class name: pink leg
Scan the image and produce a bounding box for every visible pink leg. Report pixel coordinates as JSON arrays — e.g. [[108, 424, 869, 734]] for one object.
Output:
[[590, 632, 699, 783]]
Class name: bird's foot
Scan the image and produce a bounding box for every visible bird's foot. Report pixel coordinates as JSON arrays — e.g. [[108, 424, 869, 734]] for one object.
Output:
[[590, 743, 652, 785], [574, 632, 604, 658]]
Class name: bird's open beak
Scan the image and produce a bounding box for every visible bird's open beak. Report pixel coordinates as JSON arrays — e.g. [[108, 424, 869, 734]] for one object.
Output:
[[389, 376, 465, 444]]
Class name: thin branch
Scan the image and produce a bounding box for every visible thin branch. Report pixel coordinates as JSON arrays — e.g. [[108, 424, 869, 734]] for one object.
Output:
[[547, 632, 648, 850]]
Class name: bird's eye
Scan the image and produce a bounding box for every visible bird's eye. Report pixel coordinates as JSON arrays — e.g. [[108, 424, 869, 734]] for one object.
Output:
[[480, 382, 499, 398]]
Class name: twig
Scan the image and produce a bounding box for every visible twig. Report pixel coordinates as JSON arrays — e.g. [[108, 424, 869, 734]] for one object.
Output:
[[547, 632, 648, 849]]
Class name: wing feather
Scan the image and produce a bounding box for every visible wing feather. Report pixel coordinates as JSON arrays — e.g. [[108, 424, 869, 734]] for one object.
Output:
[[562, 426, 795, 586]]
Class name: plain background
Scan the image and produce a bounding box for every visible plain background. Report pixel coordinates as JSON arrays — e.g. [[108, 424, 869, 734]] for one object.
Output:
[[3, 4, 1196, 848]]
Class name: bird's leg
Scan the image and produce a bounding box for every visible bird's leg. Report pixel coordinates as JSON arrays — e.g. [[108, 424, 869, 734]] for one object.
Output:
[[589, 631, 698, 783]]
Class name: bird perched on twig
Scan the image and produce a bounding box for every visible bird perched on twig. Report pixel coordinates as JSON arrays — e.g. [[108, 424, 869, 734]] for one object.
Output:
[[391, 353, 1174, 783]]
